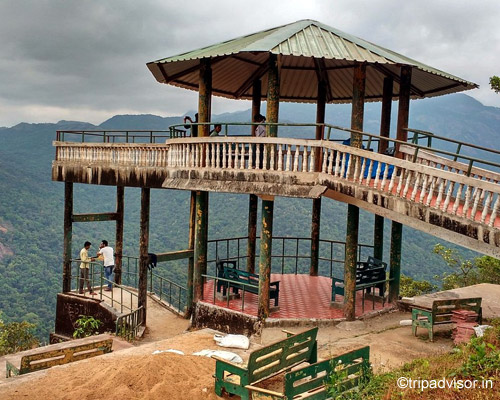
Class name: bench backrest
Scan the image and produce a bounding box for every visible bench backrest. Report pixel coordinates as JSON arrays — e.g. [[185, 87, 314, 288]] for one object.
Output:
[[356, 266, 386, 285], [216, 258, 237, 277], [248, 327, 318, 383], [284, 346, 370, 399], [432, 297, 482, 315], [224, 266, 259, 286], [19, 338, 113, 375], [358, 256, 387, 271]]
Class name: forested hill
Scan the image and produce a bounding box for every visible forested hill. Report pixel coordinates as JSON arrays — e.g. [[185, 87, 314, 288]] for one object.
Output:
[[0, 93, 499, 340]]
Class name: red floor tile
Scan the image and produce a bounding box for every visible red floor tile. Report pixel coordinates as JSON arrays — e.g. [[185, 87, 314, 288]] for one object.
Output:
[[201, 274, 391, 319]]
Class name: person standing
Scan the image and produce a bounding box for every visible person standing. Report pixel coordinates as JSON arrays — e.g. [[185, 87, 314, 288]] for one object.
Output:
[[97, 240, 115, 291], [79, 241, 96, 295]]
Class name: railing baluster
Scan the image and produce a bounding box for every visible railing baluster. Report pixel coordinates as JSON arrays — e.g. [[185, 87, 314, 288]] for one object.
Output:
[[248, 143, 253, 169], [425, 176, 437, 206], [240, 143, 246, 169], [309, 146, 315, 172], [471, 187, 482, 221], [269, 144, 275, 171], [277, 144, 283, 171], [256, 143, 261, 170], [293, 146, 299, 171], [442, 181, 455, 212], [234, 143, 240, 169], [402, 171, 412, 198], [410, 173, 421, 201], [481, 191, 492, 223], [302, 147, 308, 172], [488, 195, 500, 227], [286, 145, 292, 171], [462, 185, 472, 217], [358, 156, 367, 184], [434, 178, 445, 209]]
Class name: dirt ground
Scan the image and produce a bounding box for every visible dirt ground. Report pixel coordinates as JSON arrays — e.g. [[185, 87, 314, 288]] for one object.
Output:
[[0, 309, 457, 400]]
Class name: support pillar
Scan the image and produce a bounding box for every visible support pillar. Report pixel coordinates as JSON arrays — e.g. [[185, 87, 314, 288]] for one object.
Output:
[[114, 186, 124, 285], [310, 80, 326, 276], [388, 66, 411, 300], [258, 54, 279, 319], [389, 221, 402, 302], [138, 187, 150, 324], [373, 77, 393, 261], [186, 191, 196, 317], [63, 182, 73, 293], [258, 199, 274, 319], [344, 64, 366, 320], [247, 80, 261, 273], [193, 191, 208, 302]]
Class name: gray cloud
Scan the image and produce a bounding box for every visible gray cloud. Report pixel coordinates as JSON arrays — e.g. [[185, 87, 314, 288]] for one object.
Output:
[[0, 0, 499, 127]]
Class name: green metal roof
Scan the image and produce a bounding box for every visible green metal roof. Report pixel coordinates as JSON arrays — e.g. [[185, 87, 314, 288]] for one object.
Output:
[[147, 19, 477, 103]]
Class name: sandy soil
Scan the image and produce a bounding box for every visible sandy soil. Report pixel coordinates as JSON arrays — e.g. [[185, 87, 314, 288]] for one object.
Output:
[[0, 310, 455, 400]]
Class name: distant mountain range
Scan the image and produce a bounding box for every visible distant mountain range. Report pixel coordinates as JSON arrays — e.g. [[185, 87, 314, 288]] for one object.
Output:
[[0, 93, 499, 340]]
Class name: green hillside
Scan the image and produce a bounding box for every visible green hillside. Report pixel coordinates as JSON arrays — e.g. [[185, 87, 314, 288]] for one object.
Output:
[[0, 93, 498, 340]]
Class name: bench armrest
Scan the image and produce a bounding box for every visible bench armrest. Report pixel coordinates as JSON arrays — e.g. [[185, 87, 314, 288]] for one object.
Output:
[[211, 355, 246, 372], [245, 384, 285, 398], [281, 329, 296, 337], [332, 277, 343, 284]]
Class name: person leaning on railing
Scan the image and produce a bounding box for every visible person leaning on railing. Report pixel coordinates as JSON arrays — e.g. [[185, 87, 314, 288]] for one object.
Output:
[[79, 241, 97, 295]]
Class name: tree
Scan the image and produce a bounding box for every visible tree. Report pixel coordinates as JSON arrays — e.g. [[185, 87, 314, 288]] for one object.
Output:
[[0, 314, 39, 356], [399, 275, 437, 297], [490, 76, 500, 93]]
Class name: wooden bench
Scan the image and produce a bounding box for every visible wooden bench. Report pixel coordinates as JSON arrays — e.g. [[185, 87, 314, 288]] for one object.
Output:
[[412, 297, 482, 341], [332, 257, 389, 310], [247, 346, 370, 399], [5, 334, 113, 377], [217, 264, 280, 307], [213, 327, 318, 400]]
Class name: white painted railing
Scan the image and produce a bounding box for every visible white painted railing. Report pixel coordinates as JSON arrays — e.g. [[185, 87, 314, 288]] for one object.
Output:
[[54, 138, 500, 228]]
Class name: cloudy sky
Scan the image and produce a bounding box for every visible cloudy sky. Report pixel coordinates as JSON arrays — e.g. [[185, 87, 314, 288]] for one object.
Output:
[[1, 0, 499, 127]]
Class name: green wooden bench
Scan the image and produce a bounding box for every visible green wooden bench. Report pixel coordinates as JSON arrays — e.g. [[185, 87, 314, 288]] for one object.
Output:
[[332, 257, 389, 311], [217, 265, 280, 307], [412, 297, 482, 341], [213, 327, 318, 400], [247, 346, 370, 399], [5, 334, 113, 377]]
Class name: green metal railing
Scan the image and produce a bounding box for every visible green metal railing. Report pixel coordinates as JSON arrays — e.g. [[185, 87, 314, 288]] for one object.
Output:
[[116, 306, 144, 341], [207, 236, 374, 278]]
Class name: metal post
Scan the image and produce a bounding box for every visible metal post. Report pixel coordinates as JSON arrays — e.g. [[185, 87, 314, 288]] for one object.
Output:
[[138, 187, 150, 325], [373, 77, 393, 261], [258, 199, 274, 319], [115, 186, 124, 285], [310, 80, 326, 276], [198, 58, 212, 138], [344, 63, 366, 320], [389, 221, 402, 302], [194, 191, 208, 302], [63, 182, 73, 292], [266, 54, 280, 138], [186, 191, 196, 316]]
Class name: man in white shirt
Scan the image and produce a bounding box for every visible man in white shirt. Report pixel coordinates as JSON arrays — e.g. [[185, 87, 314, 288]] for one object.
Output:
[[97, 240, 115, 291]]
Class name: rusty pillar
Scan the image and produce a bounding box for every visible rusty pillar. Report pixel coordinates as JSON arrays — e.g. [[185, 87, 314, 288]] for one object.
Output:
[[266, 54, 279, 138], [63, 182, 73, 293], [186, 191, 196, 317], [247, 80, 261, 273], [247, 194, 258, 273], [395, 65, 412, 156], [344, 64, 366, 321], [373, 77, 393, 261], [389, 221, 402, 303], [258, 199, 274, 319], [198, 58, 212, 138], [114, 186, 124, 285], [194, 191, 208, 302], [310, 81, 326, 276], [138, 187, 150, 324]]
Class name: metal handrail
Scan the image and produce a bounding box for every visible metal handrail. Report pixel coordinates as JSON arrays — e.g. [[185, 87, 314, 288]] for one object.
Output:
[[116, 306, 144, 341]]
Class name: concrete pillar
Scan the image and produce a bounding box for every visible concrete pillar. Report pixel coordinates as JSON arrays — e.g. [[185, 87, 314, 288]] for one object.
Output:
[[63, 182, 73, 293], [258, 54, 280, 319], [373, 77, 393, 261], [247, 80, 261, 273], [114, 186, 124, 285], [389, 66, 412, 301], [138, 187, 150, 324], [186, 191, 196, 317], [310, 80, 326, 276], [344, 64, 366, 320]]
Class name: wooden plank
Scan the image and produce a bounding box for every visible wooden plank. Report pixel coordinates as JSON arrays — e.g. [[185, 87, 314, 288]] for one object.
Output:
[[156, 249, 194, 263], [72, 212, 118, 222]]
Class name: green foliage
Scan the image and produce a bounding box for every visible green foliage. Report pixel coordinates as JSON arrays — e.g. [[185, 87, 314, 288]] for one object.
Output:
[[0, 314, 39, 356], [326, 359, 373, 399], [73, 315, 102, 338], [490, 76, 500, 93], [433, 244, 500, 289], [400, 274, 437, 297]]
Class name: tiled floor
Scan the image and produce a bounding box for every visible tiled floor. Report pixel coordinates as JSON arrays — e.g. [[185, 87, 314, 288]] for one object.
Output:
[[201, 274, 392, 319]]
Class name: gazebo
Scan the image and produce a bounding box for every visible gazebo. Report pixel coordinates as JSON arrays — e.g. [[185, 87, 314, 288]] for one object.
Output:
[[146, 20, 476, 321]]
